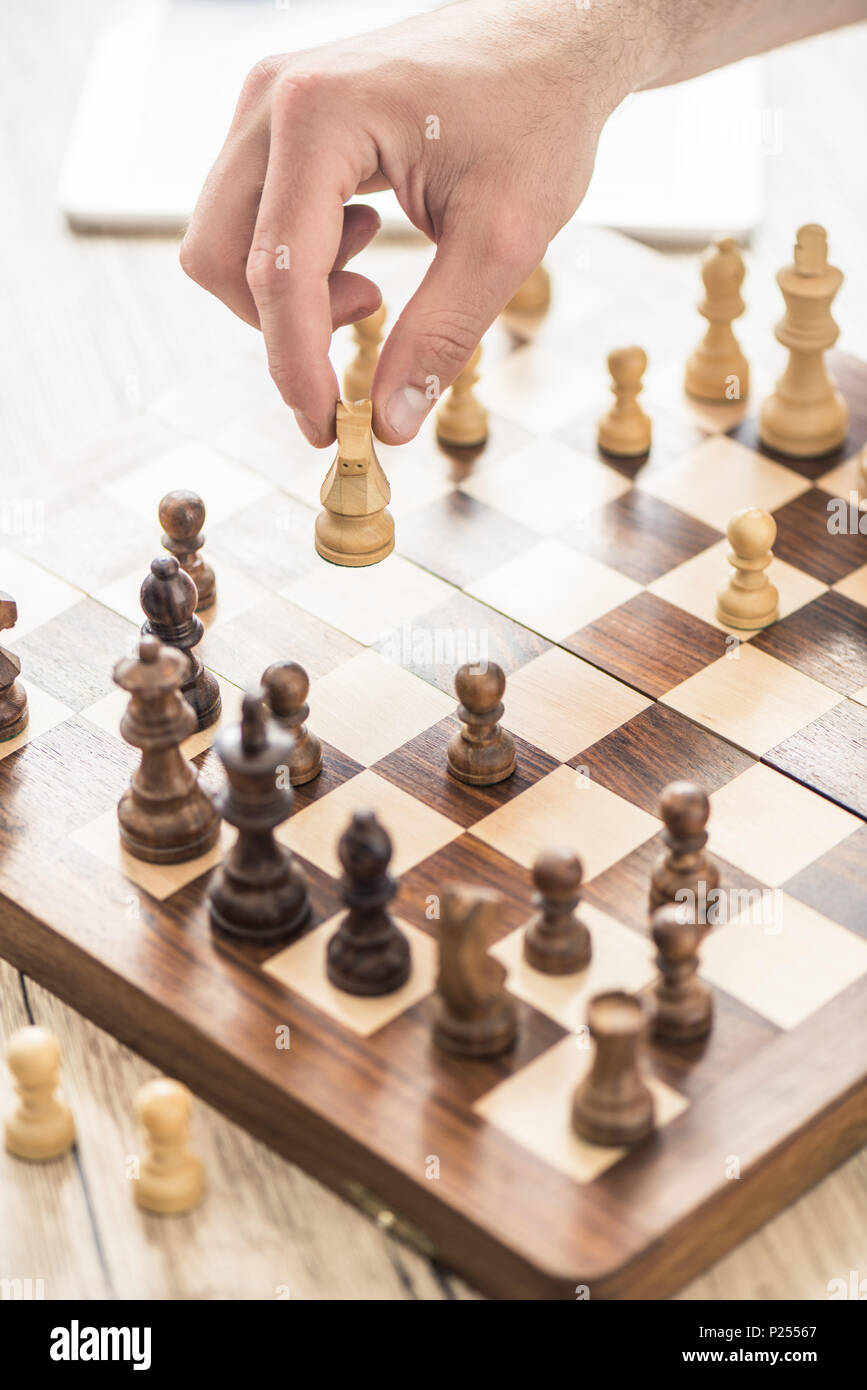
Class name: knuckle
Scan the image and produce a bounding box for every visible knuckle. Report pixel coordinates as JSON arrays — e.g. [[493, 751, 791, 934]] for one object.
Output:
[[245, 246, 282, 297], [179, 236, 213, 288], [414, 316, 480, 372], [270, 67, 335, 121]]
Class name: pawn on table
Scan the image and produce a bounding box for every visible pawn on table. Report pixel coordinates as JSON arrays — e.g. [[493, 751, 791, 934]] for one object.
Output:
[[0, 591, 28, 742], [650, 903, 713, 1043], [208, 691, 310, 944], [716, 507, 779, 629], [140, 556, 221, 731], [343, 302, 386, 402], [523, 849, 591, 975], [159, 489, 216, 611], [447, 662, 515, 786], [597, 346, 652, 458], [571, 991, 655, 1147], [505, 263, 551, 316], [4, 1026, 75, 1161], [134, 1078, 204, 1214], [436, 344, 488, 448], [649, 781, 719, 921], [684, 236, 750, 404], [326, 810, 410, 996], [433, 884, 517, 1059], [261, 660, 322, 786], [114, 635, 220, 863]]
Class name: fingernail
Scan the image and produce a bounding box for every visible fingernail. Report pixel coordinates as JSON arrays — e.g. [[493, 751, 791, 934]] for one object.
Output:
[[293, 409, 320, 446], [384, 385, 430, 441]]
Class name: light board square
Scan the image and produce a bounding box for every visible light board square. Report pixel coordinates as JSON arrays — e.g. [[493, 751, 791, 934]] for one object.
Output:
[[648, 538, 827, 637], [308, 648, 454, 767], [662, 644, 843, 755], [701, 892, 867, 1030], [282, 553, 453, 647], [467, 540, 641, 642], [479, 345, 597, 434], [263, 915, 437, 1037], [93, 557, 268, 631], [70, 812, 234, 902], [276, 768, 463, 879], [475, 1034, 688, 1185], [491, 903, 656, 1032], [0, 683, 75, 762], [460, 438, 630, 535], [0, 545, 82, 639], [105, 440, 272, 526], [472, 764, 659, 881], [637, 434, 810, 530], [709, 763, 862, 886], [81, 674, 245, 760], [503, 647, 650, 761]]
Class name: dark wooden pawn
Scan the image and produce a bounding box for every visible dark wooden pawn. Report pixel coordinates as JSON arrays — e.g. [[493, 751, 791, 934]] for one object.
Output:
[[208, 691, 310, 944], [113, 635, 220, 863], [326, 811, 410, 996], [649, 780, 719, 921], [140, 556, 221, 731], [433, 885, 517, 1058], [650, 903, 713, 1043], [159, 490, 216, 611], [261, 661, 322, 786], [572, 991, 655, 1147], [446, 663, 515, 786], [0, 593, 28, 741], [524, 849, 591, 975]]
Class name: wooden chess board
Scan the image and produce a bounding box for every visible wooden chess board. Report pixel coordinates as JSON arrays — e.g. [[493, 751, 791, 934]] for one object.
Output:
[[1, 227, 866, 1300]]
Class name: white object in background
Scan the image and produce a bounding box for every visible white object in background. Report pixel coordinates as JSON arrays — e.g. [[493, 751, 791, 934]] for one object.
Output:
[[59, 0, 765, 243]]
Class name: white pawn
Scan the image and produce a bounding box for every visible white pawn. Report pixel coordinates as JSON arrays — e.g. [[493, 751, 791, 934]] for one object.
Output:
[[343, 303, 386, 402], [598, 346, 652, 457], [4, 1026, 75, 1160], [505, 262, 551, 316], [436, 343, 488, 447], [716, 508, 779, 630], [134, 1078, 204, 1214]]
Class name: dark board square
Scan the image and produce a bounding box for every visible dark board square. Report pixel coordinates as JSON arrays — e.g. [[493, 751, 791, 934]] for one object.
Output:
[[373, 589, 549, 696], [374, 717, 560, 830], [751, 591, 867, 696], [771, 488, 866, 583], [563, 591, 727, 698], [561, 491, 721, 585], [646, 988, 780, 1103], [396, 834, 533, 942], [574, 703, 755, 816], [396, 490, 539, 588], [199, 593, 363, 689], [17, 599, 137, 712], [782, 825, 867, 936], [764, 700, 867, 820]]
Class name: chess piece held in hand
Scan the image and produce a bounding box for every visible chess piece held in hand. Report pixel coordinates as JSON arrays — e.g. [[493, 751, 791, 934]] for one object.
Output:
[[572, 991, 655, 1147], [159, 490, 216, 611], [433, 884, 517, 1058], [598, 346, 652, 457], [0, 591, 28, 741], [134, 1078, 204, 1214], [343, 303, 386, 402], [715, 507, 779, 630], [315, 399, 394, 567], [684, 236, 750, 404], [759, 224, 848, 458], [447, 662, 516, 786], [523, 849, 591, 975], [4, 1026, 75, 1161]]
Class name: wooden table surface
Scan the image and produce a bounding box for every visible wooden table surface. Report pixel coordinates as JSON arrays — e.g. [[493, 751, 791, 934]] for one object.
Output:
[[1, 0, 866, 1300]]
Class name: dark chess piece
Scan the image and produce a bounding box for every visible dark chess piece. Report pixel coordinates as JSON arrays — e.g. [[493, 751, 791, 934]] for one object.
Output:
[[523, 849, 591, 975], [446, 662, 515, 786], [572, 991, 655, 1147], [326, 811, 410, 996], [0, 592, 28, 741], [433, 884, 517, 1058], [140, 556, 221, 732], [261, 661, 322, 786], [650, 903, 713, 1043], [649, 781, 719, 922], [113, 635, 220, 863], [159, 489, 216, 611], [208, 691, 310, 944]]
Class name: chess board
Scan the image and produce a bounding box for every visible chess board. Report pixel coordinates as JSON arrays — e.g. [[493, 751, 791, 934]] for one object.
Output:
[[1, 226, 866, 1300]]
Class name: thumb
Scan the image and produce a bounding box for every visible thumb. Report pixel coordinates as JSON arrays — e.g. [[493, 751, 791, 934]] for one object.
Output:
[[372, 213, 542, 444]]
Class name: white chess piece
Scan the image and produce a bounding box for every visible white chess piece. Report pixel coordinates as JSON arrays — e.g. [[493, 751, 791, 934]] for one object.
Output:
[[134, 1078, 204, 1214], [716, 508, 779, 629], [436, 344, 488, 447], [4, 1026, 76, 1160], [598, 346, 652, 457], [343, 303, 386, 402], [685, 236, 749, 403]]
